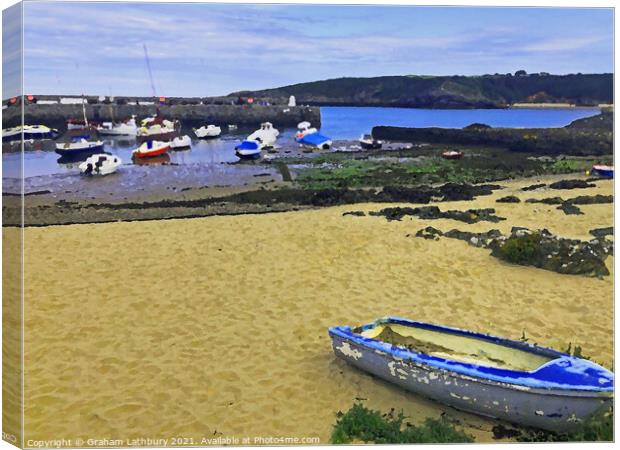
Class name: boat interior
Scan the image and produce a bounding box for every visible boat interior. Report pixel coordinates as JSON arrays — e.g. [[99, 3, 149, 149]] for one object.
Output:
[[356, 323, 554, 371]]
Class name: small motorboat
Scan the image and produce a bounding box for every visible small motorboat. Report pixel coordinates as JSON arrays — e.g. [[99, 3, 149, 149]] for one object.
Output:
[[132, 140, 171, 159], [137, 117, 179, 143], [246, 122, 279, 148], [55, 138, 104, 156], [194, 124, 222, 139], [97, 116, 138, 136], [329, 317, 613, 432], [442, 150, 464, 160], [132, 153, 170, 166], [169, 135, 192, 150], [79, 154, 122, 175], [295, 121, 332, 150], [360, 134, 382, 150], [235, 140, 262, 160], [3, 125, 60, 142], [591, 165, 614, 178]]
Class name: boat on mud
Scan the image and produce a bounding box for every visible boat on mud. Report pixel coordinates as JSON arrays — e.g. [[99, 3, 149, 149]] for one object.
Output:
[[55, 137, 104, 156], [79, 154, 122, 176], [132, 140, 171, 159], [246, 122, 279, 148], [137, 116, 179, 143], [3, 124, 60, 142], [442, 150, 464, 160], [591, 165, 614, 178], [234, 140, 262, 160], [360, 133, 382, 150], [169, 135, 192, 150], [194, 124, 221, 139], [97, 116, 138, 136], [295, 121, 332, 150], [329, 317, 613, 432]]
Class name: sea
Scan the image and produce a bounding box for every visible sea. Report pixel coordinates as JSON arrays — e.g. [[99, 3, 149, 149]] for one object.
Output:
[[3, 106, 601, 179]]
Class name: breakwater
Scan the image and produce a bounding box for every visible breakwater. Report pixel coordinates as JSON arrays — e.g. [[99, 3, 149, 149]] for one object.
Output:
[[2, 103, 321, 130]]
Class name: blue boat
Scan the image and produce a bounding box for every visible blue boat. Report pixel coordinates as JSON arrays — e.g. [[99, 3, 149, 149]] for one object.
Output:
[[591, 165, 614, 178], [235, 139, 262, 160], [297, 132, 332, 150], [329, 317, 613, 432]]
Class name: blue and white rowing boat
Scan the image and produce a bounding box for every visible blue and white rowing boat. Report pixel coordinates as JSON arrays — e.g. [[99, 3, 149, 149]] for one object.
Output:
[[235, 140, 262, 160], [329, 317, 613, 432], [295, 121, 332, 150], [591, 165, 614, 178]]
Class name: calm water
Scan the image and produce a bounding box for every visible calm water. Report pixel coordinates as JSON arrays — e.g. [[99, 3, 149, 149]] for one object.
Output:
[[4, 106, 601, 178]]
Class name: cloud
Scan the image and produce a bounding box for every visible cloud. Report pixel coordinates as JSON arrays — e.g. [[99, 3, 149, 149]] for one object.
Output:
[[523, 35, 606, 52]]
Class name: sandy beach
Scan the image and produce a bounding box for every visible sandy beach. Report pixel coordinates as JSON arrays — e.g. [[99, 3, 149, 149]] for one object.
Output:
[[20, 175, 613, 445]]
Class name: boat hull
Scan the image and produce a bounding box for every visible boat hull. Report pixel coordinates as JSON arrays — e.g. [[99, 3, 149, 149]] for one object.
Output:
[[136, 131, 176, 143], [329, 332, 611, 432], [592, 166, 614, 178], [54, 143, 105, 156], [133, 146, 170, 159]]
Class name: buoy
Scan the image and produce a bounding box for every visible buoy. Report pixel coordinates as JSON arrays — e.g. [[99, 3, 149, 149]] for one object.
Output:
[[27, 95, 34, 102], [247, 97, 254, 104]]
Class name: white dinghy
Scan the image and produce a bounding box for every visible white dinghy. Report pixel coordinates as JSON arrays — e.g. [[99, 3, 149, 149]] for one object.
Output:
[[79, 154, 122, 175]]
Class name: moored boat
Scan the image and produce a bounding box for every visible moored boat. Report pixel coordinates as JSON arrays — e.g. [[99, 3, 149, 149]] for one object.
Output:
[[329, 317, 613, 432], [97, 116, 138, 136], [3, 125, 60, 142], [132, 140, 171, 159], [55, 138, 104, 156], [360, 133, 382, 150], [194, 124, 222, 139], [169, 135, 192, 150], [246, 122, 279, 148], [234, 140, 262, 160], [591, 165, 614, 178], [442, 150, 464, 160], [295, 121, 332, 150], [79, 154, 122, 175]]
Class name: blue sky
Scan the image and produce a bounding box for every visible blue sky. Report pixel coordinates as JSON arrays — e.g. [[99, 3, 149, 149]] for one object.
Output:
[[13, 2, 615, 97]]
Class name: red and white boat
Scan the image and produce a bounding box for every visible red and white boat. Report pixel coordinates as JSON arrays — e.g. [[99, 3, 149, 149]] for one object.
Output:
[[132, 140, 171, 159], [441, 150, 464, 160]]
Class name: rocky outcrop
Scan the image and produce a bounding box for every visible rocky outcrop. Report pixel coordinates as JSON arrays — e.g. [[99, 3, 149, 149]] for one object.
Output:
[[369, 206, 506, 223], [496, 195, 521, 203], [414, 226, 613, 277], [589, 227, 613, 239], [548, 179, 595, 190], [521, 183, 546, 191]]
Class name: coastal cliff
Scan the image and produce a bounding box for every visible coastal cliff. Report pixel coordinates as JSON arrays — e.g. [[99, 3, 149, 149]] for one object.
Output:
[[231, 73, 613, 109]]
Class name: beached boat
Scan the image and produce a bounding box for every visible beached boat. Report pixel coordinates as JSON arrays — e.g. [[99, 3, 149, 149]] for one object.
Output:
[[132, 153, 170, 166], [3, 125, 59, 143], [97, 116, 138, 136], [55, 138, 104, 156], [170, 135, 192, 150], [442, 150, 464, 160], [194, 124, 222, 139], [235, 140, 262, 160], [360, 134, 382, 150], [78, 154, 122, 176], [295, 121, 332, 150], [591, 165, 614, 178], [132, 140, 171, 159], [246, 122, 279, 148], [329, 317, 613, 432]]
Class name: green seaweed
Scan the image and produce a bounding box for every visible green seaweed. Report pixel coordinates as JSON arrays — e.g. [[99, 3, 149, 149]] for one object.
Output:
[[330, 403, 473, 444], [495, 232, 541, 265]]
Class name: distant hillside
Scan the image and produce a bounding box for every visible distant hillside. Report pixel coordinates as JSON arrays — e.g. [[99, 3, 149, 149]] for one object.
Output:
[[230, 73, 613, 108]]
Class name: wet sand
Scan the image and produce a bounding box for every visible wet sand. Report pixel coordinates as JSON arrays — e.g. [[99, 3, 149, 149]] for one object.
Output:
[[21, 175, 613, 444]]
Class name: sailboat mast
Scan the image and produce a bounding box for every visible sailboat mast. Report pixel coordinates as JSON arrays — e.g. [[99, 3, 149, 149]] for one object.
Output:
[[81, 94, 89, 128]]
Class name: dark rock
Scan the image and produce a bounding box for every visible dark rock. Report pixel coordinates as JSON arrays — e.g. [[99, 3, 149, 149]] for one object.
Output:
[[415, 226, 443, 240], [521, 183, 546, 191], [525, 196, 564, 205], [557, 203, 583, 215], [568, 194, 613, 205], [464, 123, 492, 130], [549, 179, 595, 190], [496, 195, 521, 203], [492, 424, 521, 440], [379, 185, 434, 204], [438, 183, 502, 201], [342, 210, 366, 217], [370, 206, 505, 223], [589, 227, 613, 239], [488, 228, 612, 277]]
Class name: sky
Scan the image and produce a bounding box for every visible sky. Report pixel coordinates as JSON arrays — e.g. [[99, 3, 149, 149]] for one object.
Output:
[[8, 2, 615, 97]]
